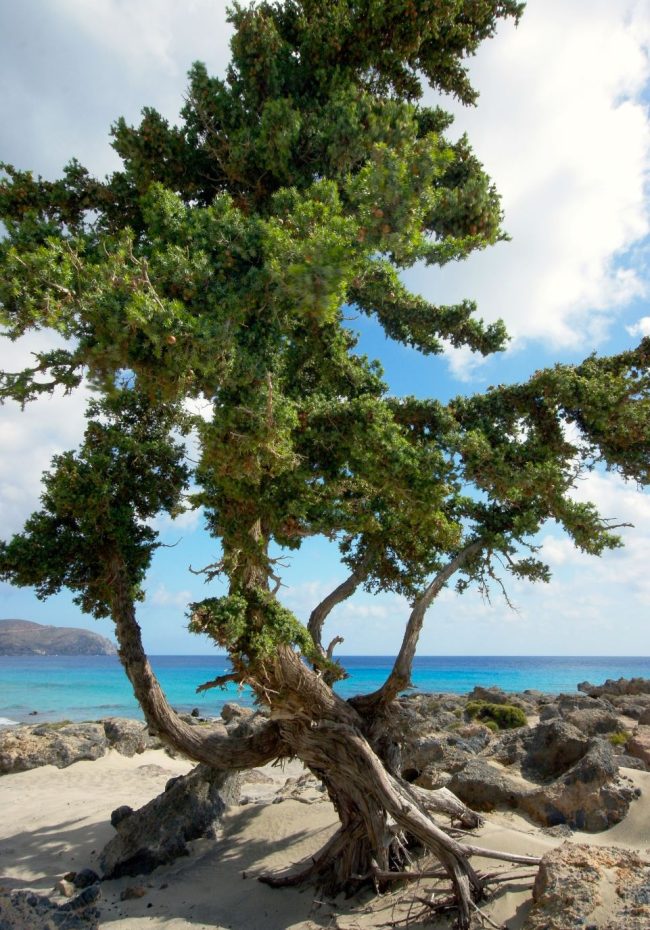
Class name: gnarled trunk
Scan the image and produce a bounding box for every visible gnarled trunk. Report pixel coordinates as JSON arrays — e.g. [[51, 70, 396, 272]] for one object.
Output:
[[108, 554, 537, 930]]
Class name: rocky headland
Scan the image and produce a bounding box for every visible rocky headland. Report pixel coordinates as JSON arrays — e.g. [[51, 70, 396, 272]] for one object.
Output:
[[0, 619, 117, 656]]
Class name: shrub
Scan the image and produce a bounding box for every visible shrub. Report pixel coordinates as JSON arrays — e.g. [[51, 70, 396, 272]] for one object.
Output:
[[608, 730, 630, 747], [465, 700, 527, 730]]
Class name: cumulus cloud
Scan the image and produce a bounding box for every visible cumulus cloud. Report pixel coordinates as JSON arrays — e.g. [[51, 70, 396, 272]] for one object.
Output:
[[0, 333, 89, 536], [0, 0, 233, 179], [411, 0, 650, 372], [626, 316, 650, 337]]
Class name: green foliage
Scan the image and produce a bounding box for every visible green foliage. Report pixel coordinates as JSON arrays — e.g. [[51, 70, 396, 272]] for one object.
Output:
[[465, 701, 527, 730], [607, 730, 631, 747], [0, 0, 648, 678], [188, 588, 316, 661], [0, 392, 189, 617]]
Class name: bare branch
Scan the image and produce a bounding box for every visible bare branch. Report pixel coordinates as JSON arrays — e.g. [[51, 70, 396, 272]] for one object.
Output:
[[326, 634, 344, 659], [196, 672, 241, 694], [352, 539, 484, 710], [189, 558, 226, 582], [307, 552, 372, 651]]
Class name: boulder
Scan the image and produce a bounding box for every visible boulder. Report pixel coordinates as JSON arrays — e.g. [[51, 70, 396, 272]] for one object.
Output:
[[626, 725, 650, 766], [617, 753, 649, 771], [450, 737, 634, 831], [521, 720, 589, 779], [467, 685, 511, 705], [523, 844, 650, 930], [492, 719, 589, 777], [102, 718, 153, 757], [522, 740, 634, 832], [0, 885, 100, 930], [100, 764, 240, 878], [404, 735, 475, 776], [73, 869, 100, 889], [412, 768, 453, 790], [564, 707, 622, 737], [448, 760, 529, 811], [0, 722, 108, 774], [220, 703, 253, 724]]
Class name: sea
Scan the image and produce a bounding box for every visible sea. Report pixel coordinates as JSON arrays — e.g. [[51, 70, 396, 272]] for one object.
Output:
[[1, 654, 650, 726]]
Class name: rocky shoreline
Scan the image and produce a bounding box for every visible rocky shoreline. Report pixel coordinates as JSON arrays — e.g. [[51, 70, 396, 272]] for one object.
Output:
[[1, 679, 649, 929]]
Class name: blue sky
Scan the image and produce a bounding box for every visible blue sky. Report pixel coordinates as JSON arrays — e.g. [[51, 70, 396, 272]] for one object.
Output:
[[1, 0, 650, 656]]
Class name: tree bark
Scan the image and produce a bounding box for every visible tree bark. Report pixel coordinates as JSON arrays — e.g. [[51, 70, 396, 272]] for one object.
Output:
[[107, 553, 285, 770], [351, 540, 484, 713], [107, 550, 536, 930]]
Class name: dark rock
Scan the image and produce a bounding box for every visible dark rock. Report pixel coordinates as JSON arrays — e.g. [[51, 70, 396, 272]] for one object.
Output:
[[412, 768, 452, 790], [449, 760, 528, 811], [100, 764, 241, 878], [452, 724, 493, 753], [522, 720, 589, 778], [523, 844, 650, 930], [564, 708, 621, 737], [468, 686, 509, 706], [120, 886, 147, 901], [617, 753, 648, 771], [110, 805, 134, 828], [627, 726, 650, 765], [72, 869, 99, 889], [0, 886, 100, 929], [0, 722, 108, 774], [190, 708, 200, 717], [539, 703, 560, 721], [522, 740, 633, 832]]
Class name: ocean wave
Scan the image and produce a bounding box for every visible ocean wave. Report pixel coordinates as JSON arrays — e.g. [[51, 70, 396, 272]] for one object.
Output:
[[0, 717, 19, 726]]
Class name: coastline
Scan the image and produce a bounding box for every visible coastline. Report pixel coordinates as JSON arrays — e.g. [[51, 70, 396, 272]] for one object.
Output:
[[3, 653, 650, 725], [1, 679, 650, 927]]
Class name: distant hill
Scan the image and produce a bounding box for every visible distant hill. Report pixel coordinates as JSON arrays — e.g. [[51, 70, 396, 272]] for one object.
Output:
[[0, 619, 117, 656]]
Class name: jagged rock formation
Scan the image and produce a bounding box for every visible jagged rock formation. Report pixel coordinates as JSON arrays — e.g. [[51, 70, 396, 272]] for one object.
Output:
[[0, 619, 116, 655]]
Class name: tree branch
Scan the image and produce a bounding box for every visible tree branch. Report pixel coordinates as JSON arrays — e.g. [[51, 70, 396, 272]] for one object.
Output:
[[107, 551, 286, 770], [307, 554, 372, 652], [351, 540, 484, 710]]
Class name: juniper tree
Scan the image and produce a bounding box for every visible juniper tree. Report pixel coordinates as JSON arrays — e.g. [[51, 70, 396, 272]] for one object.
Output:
[[1, 1, 649, 924]]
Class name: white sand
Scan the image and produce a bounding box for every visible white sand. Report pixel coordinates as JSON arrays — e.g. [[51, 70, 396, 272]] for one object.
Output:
[[1, 751, 648, 929]]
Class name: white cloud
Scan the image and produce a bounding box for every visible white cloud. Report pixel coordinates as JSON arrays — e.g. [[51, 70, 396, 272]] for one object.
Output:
[[626, 315, 650, 337], [411, 0, 650, 373], [148, 584, 193, 609], [0, 334, 89, 537], [0, 0, 233, 179]]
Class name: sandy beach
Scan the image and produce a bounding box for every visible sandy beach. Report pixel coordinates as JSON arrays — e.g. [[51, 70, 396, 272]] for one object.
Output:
[[0, 744, 648, 929]]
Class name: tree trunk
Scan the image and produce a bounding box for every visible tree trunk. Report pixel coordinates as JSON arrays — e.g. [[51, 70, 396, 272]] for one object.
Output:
[[107, 555, 535, 930]]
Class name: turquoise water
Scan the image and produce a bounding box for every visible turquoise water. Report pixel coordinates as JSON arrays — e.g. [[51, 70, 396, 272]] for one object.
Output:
[[1, 654, 650, 724]]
